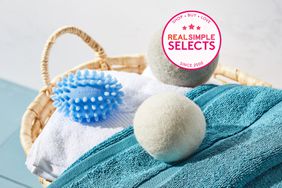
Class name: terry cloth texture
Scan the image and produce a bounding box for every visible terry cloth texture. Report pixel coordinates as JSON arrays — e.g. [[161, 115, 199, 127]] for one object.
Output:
[[25, 71, 189, 181], [49, 84, 282, 188]]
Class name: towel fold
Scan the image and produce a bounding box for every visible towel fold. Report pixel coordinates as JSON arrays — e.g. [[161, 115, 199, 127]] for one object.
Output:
[[25, 70, 189, 181], [50, 84, 282, 188]]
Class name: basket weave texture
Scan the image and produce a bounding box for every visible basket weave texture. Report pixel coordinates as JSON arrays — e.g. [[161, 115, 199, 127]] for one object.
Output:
[[20, 26, 271, 187]]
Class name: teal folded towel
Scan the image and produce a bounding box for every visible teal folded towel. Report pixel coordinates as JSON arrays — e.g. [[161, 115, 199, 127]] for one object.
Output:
[[49, 84, 282, 188]]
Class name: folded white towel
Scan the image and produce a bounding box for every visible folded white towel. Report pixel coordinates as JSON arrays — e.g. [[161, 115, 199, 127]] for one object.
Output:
[[26, 70, 190, 181]]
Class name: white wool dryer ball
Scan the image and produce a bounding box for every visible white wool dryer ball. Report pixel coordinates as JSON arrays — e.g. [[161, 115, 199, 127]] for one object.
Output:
[[133, 92, 206, 163]]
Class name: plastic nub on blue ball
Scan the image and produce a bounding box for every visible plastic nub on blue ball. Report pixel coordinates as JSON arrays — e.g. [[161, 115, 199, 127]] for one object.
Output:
[[51, 70, 124, 124]]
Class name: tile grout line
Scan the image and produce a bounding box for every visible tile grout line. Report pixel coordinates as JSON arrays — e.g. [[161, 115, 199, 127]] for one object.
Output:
[[0, 129, 19, 149], [0, 174, 32, 188]]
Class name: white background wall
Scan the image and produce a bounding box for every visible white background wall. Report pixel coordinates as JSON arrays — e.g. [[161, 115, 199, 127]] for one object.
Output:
[[0, 0, 281, 89]]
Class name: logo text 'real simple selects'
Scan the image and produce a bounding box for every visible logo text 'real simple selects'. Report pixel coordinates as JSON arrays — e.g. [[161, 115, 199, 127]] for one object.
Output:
[[162, 10, 222, 70]]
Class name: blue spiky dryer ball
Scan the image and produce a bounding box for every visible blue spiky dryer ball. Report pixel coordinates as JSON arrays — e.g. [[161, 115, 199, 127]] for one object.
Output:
[[51, 70, 124, 124]]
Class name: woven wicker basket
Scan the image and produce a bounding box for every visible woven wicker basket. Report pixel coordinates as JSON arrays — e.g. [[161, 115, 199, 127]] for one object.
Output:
[[20, 26, 271, 187]]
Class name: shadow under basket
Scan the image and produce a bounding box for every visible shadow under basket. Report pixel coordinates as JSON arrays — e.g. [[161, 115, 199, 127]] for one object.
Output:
[[20, 26, 272, 187]]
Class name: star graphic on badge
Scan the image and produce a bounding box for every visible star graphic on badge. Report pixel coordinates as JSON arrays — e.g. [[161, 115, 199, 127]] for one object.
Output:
[[197, 26, 201, 30], [189, 24, 194, 30], [182, 26, 187, 30]]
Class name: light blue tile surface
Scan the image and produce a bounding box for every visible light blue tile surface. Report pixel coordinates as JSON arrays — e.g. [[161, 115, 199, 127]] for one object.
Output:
[[0, 79, 41, 187], [0, 79, 36, 144], [0, 176, 28, 188], [0, 129, 41, 187]]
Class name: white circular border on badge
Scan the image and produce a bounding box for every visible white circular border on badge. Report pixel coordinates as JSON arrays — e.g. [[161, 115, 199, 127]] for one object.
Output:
[[162, 10, 222, 70]]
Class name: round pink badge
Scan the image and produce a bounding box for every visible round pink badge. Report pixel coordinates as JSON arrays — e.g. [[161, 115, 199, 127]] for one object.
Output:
[[162, 10, 222, 70]]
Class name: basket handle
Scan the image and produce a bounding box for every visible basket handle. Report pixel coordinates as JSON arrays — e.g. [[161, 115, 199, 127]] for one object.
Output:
[[41, 26, 109, 86]]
